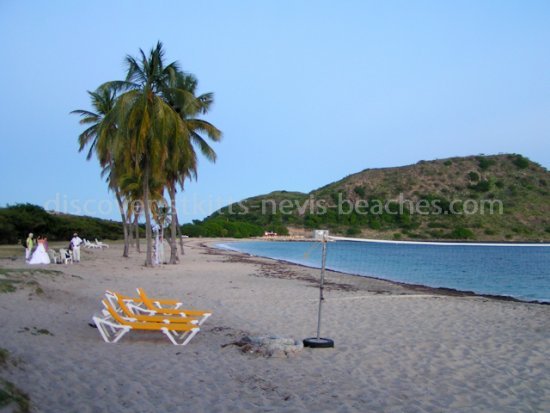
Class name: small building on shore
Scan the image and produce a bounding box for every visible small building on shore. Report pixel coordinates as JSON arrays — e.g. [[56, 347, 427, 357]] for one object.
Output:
[[313, 230, 329, 240]]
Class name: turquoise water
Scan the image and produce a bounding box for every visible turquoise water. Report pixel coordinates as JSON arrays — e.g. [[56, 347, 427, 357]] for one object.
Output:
[[217, 240, 550, 303]]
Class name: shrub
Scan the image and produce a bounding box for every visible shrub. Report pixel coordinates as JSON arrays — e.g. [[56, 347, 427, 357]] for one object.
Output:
[[266, 225, 289, 236], [368, 219, 381, 230], [477, 157, 496, 170], [427, 230, 446, 238], [449, 227, 475, 239], [346, 227, 361, 236], [353, 186, 366, 198], [512, 155, 529, 169], [181, 217, 270, 238], [428, 222, 449, 229], [470, 180, 491, 192], [468, 171, 480, 182]]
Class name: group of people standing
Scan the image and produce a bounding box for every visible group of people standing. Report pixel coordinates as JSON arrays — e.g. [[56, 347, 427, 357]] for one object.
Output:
[[25, 232, 83, 265]]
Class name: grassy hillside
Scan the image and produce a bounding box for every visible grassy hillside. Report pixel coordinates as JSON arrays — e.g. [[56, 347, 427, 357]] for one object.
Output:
[[0, 203, 123, 245], [189, 154, 550, 241]]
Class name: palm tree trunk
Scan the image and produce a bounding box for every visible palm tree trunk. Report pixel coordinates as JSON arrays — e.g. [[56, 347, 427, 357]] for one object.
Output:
[[142, 162, 153, 266], [115, 189, 130, 257], [168, 183, 178, 264], [134, 213, 141, 253], [176, 204, 184, 256], [129, 208, 135, 247]]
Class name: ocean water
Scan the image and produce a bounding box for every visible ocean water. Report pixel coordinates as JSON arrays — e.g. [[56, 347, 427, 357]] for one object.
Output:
[[216, 240, 550, 303]]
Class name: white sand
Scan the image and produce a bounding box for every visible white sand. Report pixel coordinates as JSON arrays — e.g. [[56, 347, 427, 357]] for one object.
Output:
[[0, 239, 549, 412]]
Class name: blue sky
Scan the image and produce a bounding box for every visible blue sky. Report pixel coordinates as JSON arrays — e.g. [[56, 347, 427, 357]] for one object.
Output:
[[1, 0, 549, 223]]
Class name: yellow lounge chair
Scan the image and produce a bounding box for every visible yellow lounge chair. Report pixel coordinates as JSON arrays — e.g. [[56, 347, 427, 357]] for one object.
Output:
[[103, 291, 200, 325], [93, 299, 200, 345], [105, 289, 183, 309], [136, 287, 212, 326]]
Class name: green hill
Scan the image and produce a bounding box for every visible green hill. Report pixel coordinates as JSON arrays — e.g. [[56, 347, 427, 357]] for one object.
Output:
[[0, 203, 123, 245], [185, 154, 550, 241]]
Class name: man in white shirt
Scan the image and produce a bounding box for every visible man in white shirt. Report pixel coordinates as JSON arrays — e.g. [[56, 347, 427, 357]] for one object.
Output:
[[70, 233, 83, 262]]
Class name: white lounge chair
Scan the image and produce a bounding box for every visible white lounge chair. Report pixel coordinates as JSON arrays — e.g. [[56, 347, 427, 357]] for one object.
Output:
[[95, 239, 109, 248], [58, 248, 73, 264], [48, 249, 62, 264], [83, 239, 100, 249]]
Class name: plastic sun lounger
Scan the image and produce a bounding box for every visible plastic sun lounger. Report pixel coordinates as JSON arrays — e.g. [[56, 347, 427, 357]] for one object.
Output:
[[95, 239, 109, 248], [136, 288, 212, 326], [105, 289, 183, 310], [103, 291, 200, 325], [84, 239, 101, 249], [93, 300, 200, 345]]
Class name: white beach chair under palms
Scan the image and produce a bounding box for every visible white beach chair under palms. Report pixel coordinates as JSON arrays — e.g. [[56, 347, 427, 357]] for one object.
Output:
[[95, 239, 109, 248], [58, 248, 73, 264]]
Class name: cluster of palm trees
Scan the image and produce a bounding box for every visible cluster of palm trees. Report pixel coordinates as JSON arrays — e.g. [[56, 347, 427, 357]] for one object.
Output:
[[72, 42, 221, 266]]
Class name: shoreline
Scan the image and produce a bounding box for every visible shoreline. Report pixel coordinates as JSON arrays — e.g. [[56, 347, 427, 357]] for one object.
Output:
[[212, 240, 550, 306], [0, 239, 548, 412]]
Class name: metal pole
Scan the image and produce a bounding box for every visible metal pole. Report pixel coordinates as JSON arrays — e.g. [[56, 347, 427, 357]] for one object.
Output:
[[316, 236, 328, 339]]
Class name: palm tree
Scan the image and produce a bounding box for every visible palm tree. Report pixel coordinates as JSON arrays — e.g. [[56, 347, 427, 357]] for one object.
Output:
[[71, 86, 132, 257], [103, 42, 195, 266], [162, 71, 222, 263], [74, 42, 222, 266]]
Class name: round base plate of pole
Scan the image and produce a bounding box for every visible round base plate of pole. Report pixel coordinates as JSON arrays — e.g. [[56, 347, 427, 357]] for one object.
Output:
[[303, 337, 335, 348]]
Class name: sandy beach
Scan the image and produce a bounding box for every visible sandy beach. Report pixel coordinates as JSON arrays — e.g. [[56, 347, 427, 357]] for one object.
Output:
[[0, 239, 549, 413]]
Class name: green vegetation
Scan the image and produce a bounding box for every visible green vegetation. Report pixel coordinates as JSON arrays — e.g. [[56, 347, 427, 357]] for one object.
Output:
[[0, 349, 8, 367], [0, 268, 60, 295], [469, 180, 491, 192], [0, 204, 122, 245], [183, 154, 550, 242], [510, 154, 530, 169], [0, 349, 29, 413], [353, 186, 366, 198], [0, 280, 17, 294], [477, 157, 496, 170], [449, 227, 475, 239], [181, 218, 264, 238], [468, 171, 480, 182], [0, 379, 30, 413]]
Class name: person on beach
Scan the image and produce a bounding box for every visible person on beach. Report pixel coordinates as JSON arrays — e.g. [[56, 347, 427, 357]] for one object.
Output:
[[158, 234, 166, 264], [28, 236, 50, 265], [25, 233, 34, 261], [70, 233, 83, 262]]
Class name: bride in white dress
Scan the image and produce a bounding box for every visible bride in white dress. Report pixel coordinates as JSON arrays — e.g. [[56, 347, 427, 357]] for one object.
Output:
[[28, 237, 50, 265]]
